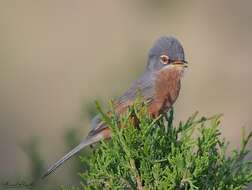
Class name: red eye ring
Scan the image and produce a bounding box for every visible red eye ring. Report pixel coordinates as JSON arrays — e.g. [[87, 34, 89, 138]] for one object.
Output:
[[160, 55, 169, 64]]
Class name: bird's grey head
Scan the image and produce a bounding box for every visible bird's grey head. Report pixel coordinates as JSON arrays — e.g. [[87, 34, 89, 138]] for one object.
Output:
[[147, 36, 187, 71]]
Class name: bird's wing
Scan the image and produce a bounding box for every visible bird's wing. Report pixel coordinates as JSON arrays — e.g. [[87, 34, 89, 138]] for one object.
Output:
[[41, 72, 155, 178], [88, 71, 155, 136], [116, 71, 155, 108]]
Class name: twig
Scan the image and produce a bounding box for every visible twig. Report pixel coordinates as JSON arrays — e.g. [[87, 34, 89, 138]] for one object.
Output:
[[129, 158, 143, 190], [135, 175, 144, 190]]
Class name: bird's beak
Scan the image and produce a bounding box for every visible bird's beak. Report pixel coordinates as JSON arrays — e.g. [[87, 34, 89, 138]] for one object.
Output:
[[171, 60, 188, 68]]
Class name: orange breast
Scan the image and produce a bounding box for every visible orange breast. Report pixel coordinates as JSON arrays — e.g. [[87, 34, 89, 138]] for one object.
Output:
[[148, 67, 183, 117]]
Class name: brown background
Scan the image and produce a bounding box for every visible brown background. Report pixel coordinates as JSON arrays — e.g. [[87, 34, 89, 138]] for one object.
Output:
[[0, 0, 252, 188]]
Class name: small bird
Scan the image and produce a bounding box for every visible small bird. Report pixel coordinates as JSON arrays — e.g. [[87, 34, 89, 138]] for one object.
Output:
[[42, 36, 188, 178]]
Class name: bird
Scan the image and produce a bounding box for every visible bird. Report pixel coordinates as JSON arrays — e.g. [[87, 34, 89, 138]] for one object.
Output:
[[42, 36, 188, 179]]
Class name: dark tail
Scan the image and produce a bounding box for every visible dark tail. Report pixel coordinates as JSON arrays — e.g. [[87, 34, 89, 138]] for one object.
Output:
[[41, 134, 102, 179]]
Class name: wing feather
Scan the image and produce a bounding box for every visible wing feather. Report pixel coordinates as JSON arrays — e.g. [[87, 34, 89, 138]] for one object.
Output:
[[89, 71, 155, 136]]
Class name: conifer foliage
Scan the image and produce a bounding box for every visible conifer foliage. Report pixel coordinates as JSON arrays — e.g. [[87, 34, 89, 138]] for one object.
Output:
[[77, 100, 252, 190]]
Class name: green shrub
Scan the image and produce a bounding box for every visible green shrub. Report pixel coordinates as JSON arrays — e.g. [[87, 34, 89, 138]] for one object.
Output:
[[75, 100, 252, 190]]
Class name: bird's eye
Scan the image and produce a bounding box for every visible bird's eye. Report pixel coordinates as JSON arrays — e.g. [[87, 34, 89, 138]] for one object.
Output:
[[160, 55, 169, 64]]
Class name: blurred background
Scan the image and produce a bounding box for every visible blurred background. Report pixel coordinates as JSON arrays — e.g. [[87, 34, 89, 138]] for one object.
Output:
[[0, 0, 252, 189]]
